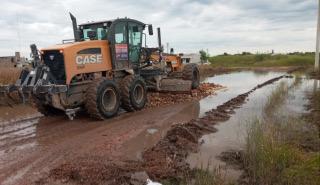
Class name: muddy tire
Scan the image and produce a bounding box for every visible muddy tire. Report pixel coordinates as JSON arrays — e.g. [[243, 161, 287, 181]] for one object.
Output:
[[182, 63, 200, 89], [85, 78, 120, 120], [120, 75, 147, 112], [32, 97, 62, 116]]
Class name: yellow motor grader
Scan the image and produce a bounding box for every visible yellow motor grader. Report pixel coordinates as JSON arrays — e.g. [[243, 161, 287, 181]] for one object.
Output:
[[0, 13, 200, 120]]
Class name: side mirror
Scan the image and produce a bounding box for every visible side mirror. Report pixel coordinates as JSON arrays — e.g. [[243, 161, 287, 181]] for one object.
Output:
[[87, 30, 97, 40], [148, 25, 153, 35]]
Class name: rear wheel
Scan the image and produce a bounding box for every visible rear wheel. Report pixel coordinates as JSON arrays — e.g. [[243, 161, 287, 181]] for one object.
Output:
[[85, 78, 120, 120], [182, 63, 200, 89], [120, 75, 147, 112]]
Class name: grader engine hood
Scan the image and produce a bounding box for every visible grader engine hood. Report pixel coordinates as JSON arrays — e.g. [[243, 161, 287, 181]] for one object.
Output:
[[41, 40, 112, 84]]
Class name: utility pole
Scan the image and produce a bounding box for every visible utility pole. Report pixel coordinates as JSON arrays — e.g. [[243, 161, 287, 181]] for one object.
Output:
[[315, 0, 320, 71]]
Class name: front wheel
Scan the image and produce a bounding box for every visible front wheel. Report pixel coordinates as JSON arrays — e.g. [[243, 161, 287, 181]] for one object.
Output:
[[85, 78, 120, 120], [120, 75, 147, 112]]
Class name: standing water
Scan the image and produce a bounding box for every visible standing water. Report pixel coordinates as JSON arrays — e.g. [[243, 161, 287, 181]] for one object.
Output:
[[188, 71, 319, 182]]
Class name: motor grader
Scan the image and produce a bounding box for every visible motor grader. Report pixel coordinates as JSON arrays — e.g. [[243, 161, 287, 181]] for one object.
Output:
[[0, 13, 200, 120]]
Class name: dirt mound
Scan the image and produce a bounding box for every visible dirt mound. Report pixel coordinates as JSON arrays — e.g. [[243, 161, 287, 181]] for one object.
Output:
[[37, 158, 144, 185], [141, 92, 249, 180], [147, 83, 223, 108], [308, 71, 320, 80]]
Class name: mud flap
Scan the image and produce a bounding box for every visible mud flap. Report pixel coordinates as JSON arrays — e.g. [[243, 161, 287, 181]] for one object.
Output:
[[157, 78, 192, 92]]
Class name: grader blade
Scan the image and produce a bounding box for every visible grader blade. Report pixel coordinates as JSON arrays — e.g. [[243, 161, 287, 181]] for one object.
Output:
[[159, 78, 192, 92]]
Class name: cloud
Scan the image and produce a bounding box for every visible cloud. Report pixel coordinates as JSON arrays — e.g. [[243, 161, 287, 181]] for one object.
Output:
[[0, 0, 317, 57]]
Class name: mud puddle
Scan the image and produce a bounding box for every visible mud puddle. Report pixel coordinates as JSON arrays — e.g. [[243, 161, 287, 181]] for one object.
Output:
[[0, 104, 41, 124], [188, 73, 319, 182], [198, 71, 285, 116]]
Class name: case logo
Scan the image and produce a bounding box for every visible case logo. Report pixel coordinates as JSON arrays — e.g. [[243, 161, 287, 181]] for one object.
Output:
[[76, 54, 102, 65], [75, 48, 103, 68]]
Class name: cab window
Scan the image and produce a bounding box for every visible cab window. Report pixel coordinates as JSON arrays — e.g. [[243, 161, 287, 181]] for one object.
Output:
[[128, 23, 142, 63], [83, 27, 108, 40], [114, 22, 127, 44]]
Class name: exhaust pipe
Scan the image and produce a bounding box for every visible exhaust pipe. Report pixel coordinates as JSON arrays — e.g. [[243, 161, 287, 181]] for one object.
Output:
[[69, 12, 81, 42], [157, 27, 162, 52], [157, 27, 163, 63]]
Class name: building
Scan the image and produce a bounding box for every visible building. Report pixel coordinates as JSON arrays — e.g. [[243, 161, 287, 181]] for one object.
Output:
[[0, 52, 28, 68], [180, 53, 203, 64]]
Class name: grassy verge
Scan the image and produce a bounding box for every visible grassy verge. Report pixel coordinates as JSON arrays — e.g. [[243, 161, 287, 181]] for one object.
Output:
[[209, 53, 314, 68], [244, 80, 320, 185], [0, 67, 21, 85]]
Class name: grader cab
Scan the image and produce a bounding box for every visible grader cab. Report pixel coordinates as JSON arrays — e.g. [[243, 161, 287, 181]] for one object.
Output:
[[0, 13, 200, 120]]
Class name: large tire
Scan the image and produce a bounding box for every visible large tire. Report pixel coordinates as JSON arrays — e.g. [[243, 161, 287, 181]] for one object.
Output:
[[85, 78, 120, 120], [120, 75, 147, 112], [182, 63, 200, 89]]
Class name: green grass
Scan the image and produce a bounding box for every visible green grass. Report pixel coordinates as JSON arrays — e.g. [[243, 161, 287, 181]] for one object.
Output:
[[245, 118, 320, 185], [209, 53, 314, 68], [244, 80, 320, 185]]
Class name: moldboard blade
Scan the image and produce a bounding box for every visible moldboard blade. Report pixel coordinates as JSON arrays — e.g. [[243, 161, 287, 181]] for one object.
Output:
[[159, 78, 192, 92]]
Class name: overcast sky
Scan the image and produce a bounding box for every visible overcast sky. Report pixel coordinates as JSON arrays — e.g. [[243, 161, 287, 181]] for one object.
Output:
[[0, 0, 317, 57]]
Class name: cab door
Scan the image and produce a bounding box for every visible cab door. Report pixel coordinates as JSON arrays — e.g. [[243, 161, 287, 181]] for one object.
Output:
[[113, 21, 130, 69], [128, 23, 143, 70]]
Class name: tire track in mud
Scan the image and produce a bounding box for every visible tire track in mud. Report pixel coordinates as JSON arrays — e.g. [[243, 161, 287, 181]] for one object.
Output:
[[40, 75, 289, 184]]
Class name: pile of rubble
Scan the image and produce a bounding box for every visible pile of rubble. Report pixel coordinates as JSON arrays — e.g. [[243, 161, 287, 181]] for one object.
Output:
[[146, 83, 223, 108]]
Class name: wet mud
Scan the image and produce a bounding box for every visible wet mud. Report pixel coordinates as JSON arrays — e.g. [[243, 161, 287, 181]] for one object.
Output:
[[42, 75, 288, 184], [0, 90, 208, 184], [141, 75, 288, 180]]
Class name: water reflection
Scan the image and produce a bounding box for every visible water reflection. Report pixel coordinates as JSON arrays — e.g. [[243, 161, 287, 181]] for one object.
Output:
[[187, 71, 317, 182]]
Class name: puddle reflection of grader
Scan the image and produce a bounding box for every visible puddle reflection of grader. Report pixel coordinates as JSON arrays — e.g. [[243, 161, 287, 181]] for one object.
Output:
[[0, 13, 200, 120]]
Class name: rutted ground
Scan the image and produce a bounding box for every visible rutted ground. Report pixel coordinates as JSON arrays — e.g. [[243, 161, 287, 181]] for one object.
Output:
[[0, 69, 308, 185], [36, 75, 289, 184], [0, 83, 221, 185]]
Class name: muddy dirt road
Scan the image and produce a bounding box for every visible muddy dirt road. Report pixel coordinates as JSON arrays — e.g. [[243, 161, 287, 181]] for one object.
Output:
[[0, 70, 302, 185], [0, 101, 202, 184]]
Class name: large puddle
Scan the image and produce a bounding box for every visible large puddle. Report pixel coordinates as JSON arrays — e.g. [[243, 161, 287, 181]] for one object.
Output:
[[187, 71, 320, 182]]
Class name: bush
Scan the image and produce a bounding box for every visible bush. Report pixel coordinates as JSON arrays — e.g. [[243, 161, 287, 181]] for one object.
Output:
[[254, 54, 270, 62]]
